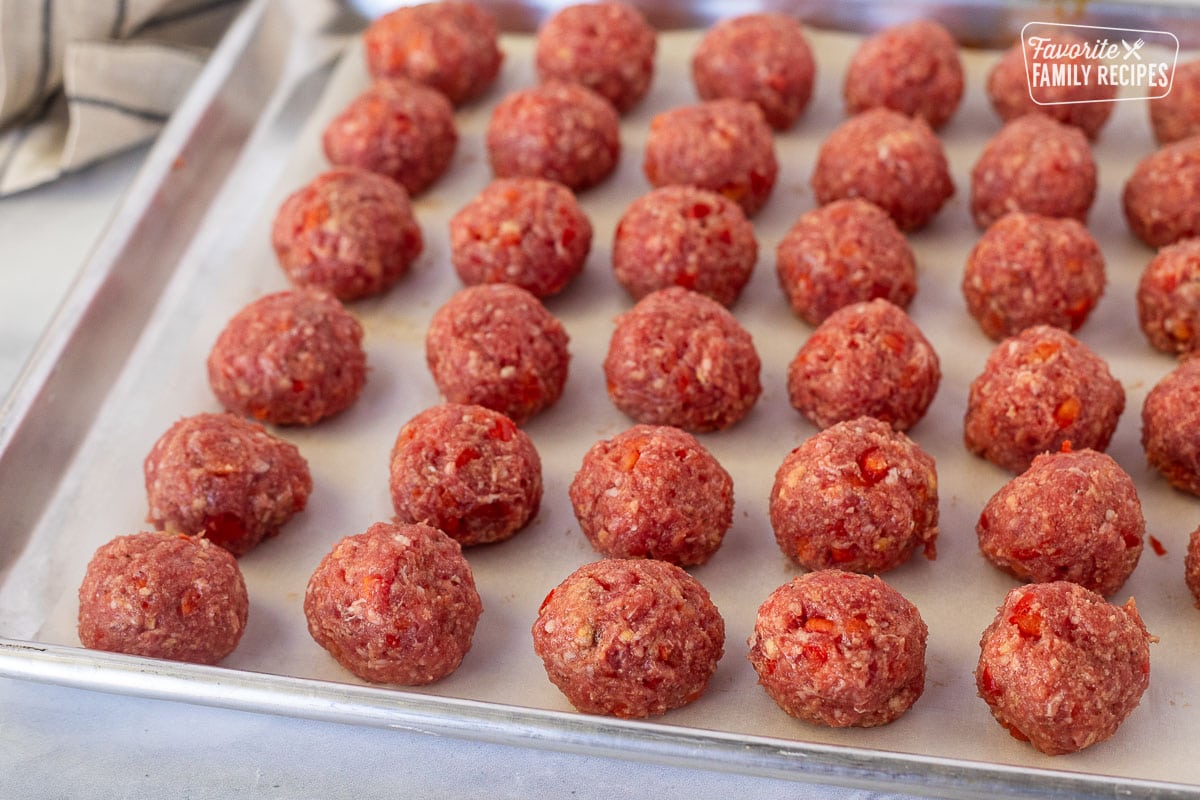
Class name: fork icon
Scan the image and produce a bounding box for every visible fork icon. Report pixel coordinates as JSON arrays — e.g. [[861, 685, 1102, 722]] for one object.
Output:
[[1123, 38, 1146, 60]]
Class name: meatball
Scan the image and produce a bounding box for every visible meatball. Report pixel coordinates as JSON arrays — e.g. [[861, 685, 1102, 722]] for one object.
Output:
[[775, 198, 917, 325], [811, 108, 954, 231], [964, 325, 1125, 473], [843, 19, 964, 130], [1186, 526, 1200, 607], [389, 403, 543, 547], [1138, 238, 1200, 354], [425, 283, 570, 424], [962, 212, 1106, 340], [970, 113, 1097, 228], [78, 531, 248, 665], [568, 424, 733, 565], [642, 99, 778, 216], [612, 185, 757, 307], [486, 81, 620, 192], [271, 167, 423, 301], [787, 299, 940, 431], [322, 77, 458, 197], [449, 177, 593, 298], [534, 1, 656, 113], [207, 289, 367, 426], [690, 12, 816, 130], [603, 286, 761, 432], [975, 581, 1152, 755], [1123, 136, 1200, 248], [144, 412, 312, 556], [977, 447, 1144, 597], [531, 558, 725, 719], [769, 416, 939, 574], [362, 0, 502, 106], [304, 521, 483, 685], [748, 570, 928, 728], [1150, 59, 1200, 145], [1142, 356, 1200, 496]]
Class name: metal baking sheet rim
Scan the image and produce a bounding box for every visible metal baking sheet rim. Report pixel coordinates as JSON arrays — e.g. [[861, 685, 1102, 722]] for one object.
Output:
[[0, 2, 1197, 799]]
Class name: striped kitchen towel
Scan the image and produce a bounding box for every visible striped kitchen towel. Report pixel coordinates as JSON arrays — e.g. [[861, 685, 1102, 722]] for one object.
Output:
[[0, 0, 245, 196]]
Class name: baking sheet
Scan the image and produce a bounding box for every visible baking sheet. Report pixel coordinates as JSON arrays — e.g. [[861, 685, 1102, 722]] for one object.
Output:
[[3, 0, 1200, 796]]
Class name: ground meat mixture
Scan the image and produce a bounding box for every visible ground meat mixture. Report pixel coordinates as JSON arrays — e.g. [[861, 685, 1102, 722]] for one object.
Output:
[[970, 113, 1097, 229], [963, 325, 1125, 474], [362, 0, 502, 106], [775, 198, 916, 326], [977, 447, 1144, 597], [748, 570, 927, 728], [271, 167, 423, 301], [534, 1, 656, 114], [77, 531, 249, 665], [1186, 526, 1200, 607], [1150, 59, 1200, 145], [642, 99, 778, 216], [486, 81, 620, 192], [425, 283, 570, 424], [389, 402, 543, 547], [207, 289, 367, 426], [322, 77, 458, 197], [962, 212, 1106, 340], [603, 286, 761, 432], [1138, 238, 1200, 354], [612, 185, 757, 307], [568, 424, 733, 565], [531, 558, 725, 719], [304, 521, 482, 685], [1123, 136, 1200, 248], [769, 416, 939, 573], [449, 177, 593, 298], [811, 108, 954, 232], [787, 299, 940, 431], [144, 412, 312, 556], [1142, 356, 1200, 496], [842, 19, 964, 130], [986, 36, 1116, 140], [975, 581, 1152, 755], [690, 12, 816, 130]]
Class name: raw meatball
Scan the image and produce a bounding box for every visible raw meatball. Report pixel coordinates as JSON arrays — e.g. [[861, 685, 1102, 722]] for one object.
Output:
[[643, 99, 778, 216], [1186, 526, 1200, 607], [1142, 356, 1200, 496], [304, 521, 482, 685], [207, 289, 367, 426], [964, 325, 1125, 474], [534, 1, 656, 113], [568, 424, 733, 565], [1139, 238, 1200, 354], [975, 581, 1152, 755], [690, 12, 816, 130], [769, 416, 939, 574], [425, 283, 570, 424], [612, 185, 757, 307], [449, 177, 593, 298], [775, 198, 916, 325], [811, 108, 954, 231], [78, 532, 248, 665], [986, 37, 1116, 139], [486, 81, 620, 191], [322, 77, 458, 196], [977, 447, 1144, 597], [271, 167, 423, 301], [970, 113, 1097, 228], [843, 19, 964, 130], [1123, 136, 1200, 248], [389, 403, 543, 546], [787, 299, 940, 431], [362, 0, 502, 106], [1150, 59, 1200, 144], [603, 286, 761, 432], [144, 412, 312, 556], [748, 570, 927, 728], [531, 558, 725, 718], [962, 212, 1106, 339]]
